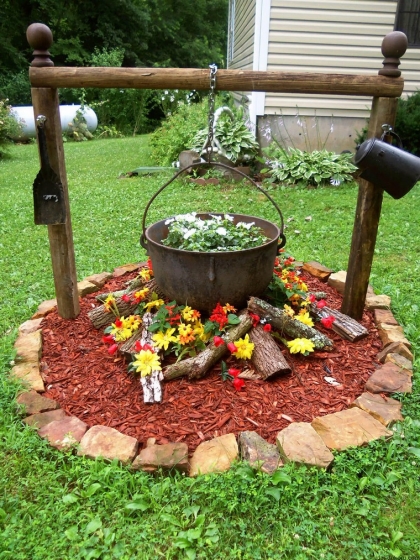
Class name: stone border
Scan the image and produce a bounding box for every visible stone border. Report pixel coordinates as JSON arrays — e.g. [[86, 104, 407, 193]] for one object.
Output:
[[10, 262, 413, 476]]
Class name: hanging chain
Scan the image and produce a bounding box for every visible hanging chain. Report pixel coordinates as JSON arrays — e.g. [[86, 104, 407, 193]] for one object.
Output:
[[205, 63, 218, 162]]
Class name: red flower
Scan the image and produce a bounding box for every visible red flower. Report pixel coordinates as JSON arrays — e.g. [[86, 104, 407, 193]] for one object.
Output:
[[274, 257, 280, 267], [227, 342, 238, 353], [309, 294, 316, 303], [169, 313, 181, 326], [134, 340, 142, 352], [108, 343, 118, 355], [321, 315, 335, 329], [263, 323, 272, 332], [249, 312, 260, 327], [102, 334, 115, 345], [114, 317, 123, 328], [143, 343, 154, 352], [232, 377, 245, 391], [146, 258, 153, 272], [317, 299, 327, 309], [121, 294, 131, 303], [228, 368, 241, 378], [213, 336, 225, 347]]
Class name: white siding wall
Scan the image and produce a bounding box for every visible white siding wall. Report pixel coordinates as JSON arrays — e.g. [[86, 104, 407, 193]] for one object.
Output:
[[228, 0, 257, 70], [265, 0, 420, 118]]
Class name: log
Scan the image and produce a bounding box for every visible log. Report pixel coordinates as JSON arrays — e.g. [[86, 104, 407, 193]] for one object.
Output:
[[29, 67, 404, 98], [137, 312, 163, 403], [310, 305, 369, 342], [249, 325, 291, 379], [95, 278, 163, 303], [163, 312, 253, 381], [119, 330, 143, 361], [247, 297, 333, 351]]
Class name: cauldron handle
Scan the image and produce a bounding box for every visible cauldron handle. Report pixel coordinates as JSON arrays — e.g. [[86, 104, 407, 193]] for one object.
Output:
[[140, 161, 286, 251]]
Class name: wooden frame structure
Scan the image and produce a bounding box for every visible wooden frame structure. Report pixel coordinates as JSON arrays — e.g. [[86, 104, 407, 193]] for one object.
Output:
[[26, 24, 408, 321]]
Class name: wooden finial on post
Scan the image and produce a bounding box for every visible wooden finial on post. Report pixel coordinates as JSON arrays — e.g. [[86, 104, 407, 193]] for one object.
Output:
[[26, 23, 54, 67], [378, 31, 408, 77]]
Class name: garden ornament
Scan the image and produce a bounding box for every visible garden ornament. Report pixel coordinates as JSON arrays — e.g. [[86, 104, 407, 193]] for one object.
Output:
[[355, 124, 420, 199]]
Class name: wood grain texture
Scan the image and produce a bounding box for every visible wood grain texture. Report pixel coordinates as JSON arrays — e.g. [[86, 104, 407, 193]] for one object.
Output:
[[29, 67, 404, 97], [249, 325, 291, 379], [31, 87, 79, 319], [342, 96, 399, 320]]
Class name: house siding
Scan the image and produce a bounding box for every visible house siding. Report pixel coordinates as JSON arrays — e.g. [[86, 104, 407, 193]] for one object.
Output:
[[228, 0, 257, 70], [265, 0, 420, 118]]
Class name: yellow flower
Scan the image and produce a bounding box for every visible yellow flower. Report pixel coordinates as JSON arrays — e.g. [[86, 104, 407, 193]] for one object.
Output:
[[193, 320, 211, 343], [287, 338, 315, 355], [295, 312, 314, 327], [152, 328, 177, 350], [134, 288, 149, 302], [223, 303, 236, 314], [144, 298, 165, 311], [139, 268, 152, 281], [283, 304, 295, 317], [125, 315, 142, 330], [104, 295, 116, 312], [109, 316, 133, 341], [232, 333, 254, 360], [298, 281, 308, 292], [177, 323, 195, 345], [132, 350, 162, 377], [182, 305, 200, 322]]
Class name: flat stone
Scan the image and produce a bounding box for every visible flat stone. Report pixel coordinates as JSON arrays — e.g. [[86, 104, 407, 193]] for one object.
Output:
[[351, 392, 403, 426], [38, 416, 88, 450], [14, 330, 42, 363], [189, 433, 238, 476], [112, 263, 141, 277], [77, 280, 98, 297], [78, 425, 138, 465], [84, 272, 113, 288], [239, 431, 282, 474], [16, 390, 60, 415], [302, 261, 333, 282], [276, 422, 334, 468], [365, 363, 412, 394], [179, 149, 201, 169], [24, 408, 67, 429], [373, 309, 399, 326], [18, 318, 44, 336], [377, 323, 411, 348], [377, 342, 413, 363], [312, 408, 392, 451], [132, 442, 189, 473], [327, 270, 347, 295], [365, 294, 392, 310], [10, 362, 45, 392], [32, 299, 57, 319], [385, 353, 413, 374]]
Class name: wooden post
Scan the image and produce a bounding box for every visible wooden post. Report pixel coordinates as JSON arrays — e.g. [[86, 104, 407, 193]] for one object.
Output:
[[27, 24, 80, 319], [341, 32, 408, 320]]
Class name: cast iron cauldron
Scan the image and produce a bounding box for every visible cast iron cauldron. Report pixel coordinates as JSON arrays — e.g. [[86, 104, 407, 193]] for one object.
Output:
[[355, 129, 420, 199], [140, 163, 286, 312]]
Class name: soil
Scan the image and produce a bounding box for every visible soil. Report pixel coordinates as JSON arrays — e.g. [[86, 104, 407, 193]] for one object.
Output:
[[41, 270, 382, 452]]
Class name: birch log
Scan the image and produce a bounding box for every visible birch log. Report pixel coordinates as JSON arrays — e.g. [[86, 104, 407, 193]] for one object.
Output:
[[137, 312, 163, 403], [249, 325, 291, 379], [248, 297, 333, 350], [163, 313, 253, 380]]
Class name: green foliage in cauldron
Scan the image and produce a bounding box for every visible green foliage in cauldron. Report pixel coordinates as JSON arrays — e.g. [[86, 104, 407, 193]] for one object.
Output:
[[162, 213, 269, 252]]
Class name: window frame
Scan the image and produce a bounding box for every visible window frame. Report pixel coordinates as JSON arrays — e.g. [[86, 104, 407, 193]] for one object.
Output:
[[395, 0, 420, 47]]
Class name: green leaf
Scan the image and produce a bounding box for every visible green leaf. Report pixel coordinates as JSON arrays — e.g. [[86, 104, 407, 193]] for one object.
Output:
[[271, 470, 292, 485], [85, 483, 102, 497], [64, 525, 79, 541], [85, 518, 102, 535], [125, 499, 149, 511], [408, 447, 420, 458], [160, 513, 183, 527], [227, 314, 240, 324], [265, 487, 281, 501], [62, 493, 79, 504]]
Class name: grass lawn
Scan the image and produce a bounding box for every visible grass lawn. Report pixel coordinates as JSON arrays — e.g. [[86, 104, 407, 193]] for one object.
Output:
[[0, 136, 419, 559]]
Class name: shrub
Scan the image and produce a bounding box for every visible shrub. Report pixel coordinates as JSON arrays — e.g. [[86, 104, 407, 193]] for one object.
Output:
[[262, 145, 357, 187], [0, 99, 22, 156]]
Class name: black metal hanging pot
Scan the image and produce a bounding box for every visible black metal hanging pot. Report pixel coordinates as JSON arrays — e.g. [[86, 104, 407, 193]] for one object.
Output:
[[140, 161, 286, 312], [355, 127, 420, 199]]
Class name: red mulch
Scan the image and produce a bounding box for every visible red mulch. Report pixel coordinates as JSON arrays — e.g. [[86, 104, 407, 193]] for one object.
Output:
[[41, 270, 382, 453]]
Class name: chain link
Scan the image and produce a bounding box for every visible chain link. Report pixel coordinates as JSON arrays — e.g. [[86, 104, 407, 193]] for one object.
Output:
[[204, 63, 218, 162]]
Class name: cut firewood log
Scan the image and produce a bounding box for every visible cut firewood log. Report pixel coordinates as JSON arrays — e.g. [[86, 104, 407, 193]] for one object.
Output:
[[119, 330, 143, 361], [249, 324, 291, 379], [89, 279, 165, 328], [137, 312, 163, 403], [310, 304, 369, 342], [95, 278, 164, 303], [248, 296, 333, 351], [163, 312, 253, 381]]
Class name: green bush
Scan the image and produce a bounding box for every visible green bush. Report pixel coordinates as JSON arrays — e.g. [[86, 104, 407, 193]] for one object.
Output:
[[263, 145, 357, 186], [149, 100, 210, 165], [395, 89, 420, 156], [0, 99, 22, 156]]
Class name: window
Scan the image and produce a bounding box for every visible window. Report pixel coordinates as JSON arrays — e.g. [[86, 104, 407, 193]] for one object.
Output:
[[395, 0, 420, 47]]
